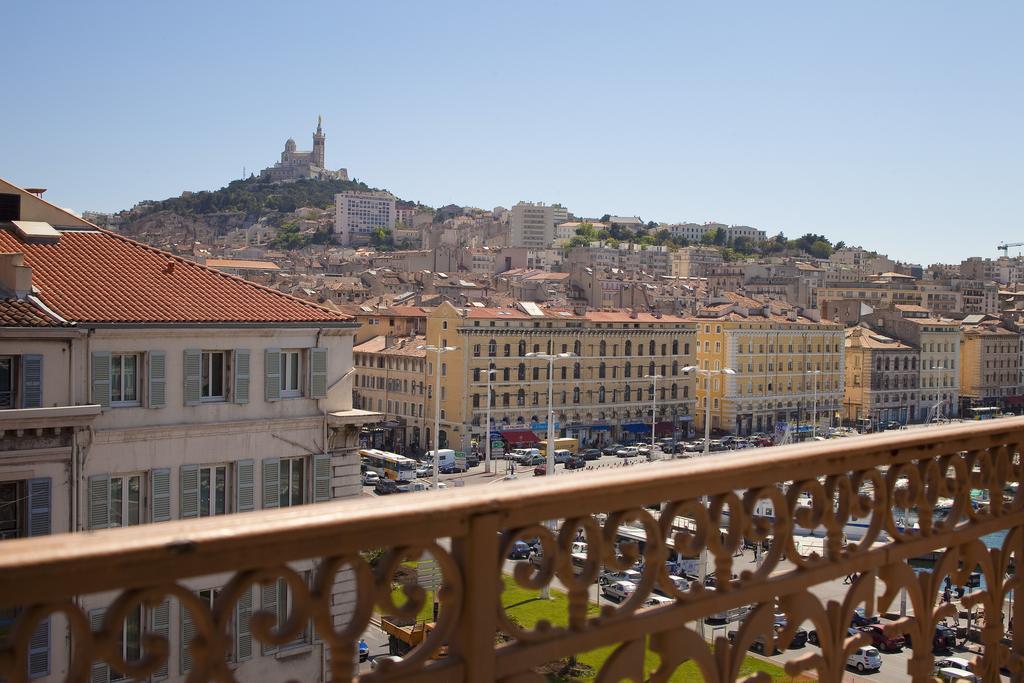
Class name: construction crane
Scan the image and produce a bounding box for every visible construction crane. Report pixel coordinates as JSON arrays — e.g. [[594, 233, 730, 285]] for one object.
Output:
[[998, 242, 1024, 256]]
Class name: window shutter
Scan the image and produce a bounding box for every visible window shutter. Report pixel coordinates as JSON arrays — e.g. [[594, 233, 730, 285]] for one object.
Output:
[[150, 600, 170, 681], [89, 609, 109, 683], [151, 468, 171, 522], [235, 586, 253, 662], [27, 477, 51, 536], [180, 601, 195, 673], [88, 475, 110, 530], [260, 582, 278, 655], [183, 349, 201, 406], [180, 464, 199, 519], [261, 459, 280, 509], [313, 453, 331, 503], [91, 352, 111, 409], [233, 349, 250, 404], [27, 616, 49, 678], [21, 354, 43, 408], [264, 349, 281, 401], [236, 459, 255, 512], [148, 351, 166, 409], [309, 348, 328, 398]]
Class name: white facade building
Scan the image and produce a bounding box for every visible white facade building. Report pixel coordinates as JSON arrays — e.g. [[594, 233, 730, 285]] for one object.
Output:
[[509, 202, 567, 249], [334, 190, 397, 246]]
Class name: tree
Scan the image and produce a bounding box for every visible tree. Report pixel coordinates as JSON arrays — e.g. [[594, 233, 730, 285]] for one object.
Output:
[[600, 214, 611, 222], [834, 241, 846, 250], [370, 227, 397, 251]]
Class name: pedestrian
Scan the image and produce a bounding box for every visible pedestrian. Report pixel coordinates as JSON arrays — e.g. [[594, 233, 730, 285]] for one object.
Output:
[[843, 574, 852, 585], [943, 587, 952, 604]]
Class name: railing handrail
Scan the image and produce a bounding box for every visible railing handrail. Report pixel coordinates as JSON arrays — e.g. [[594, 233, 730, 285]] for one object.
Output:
[[2, 417, 1023, 608]]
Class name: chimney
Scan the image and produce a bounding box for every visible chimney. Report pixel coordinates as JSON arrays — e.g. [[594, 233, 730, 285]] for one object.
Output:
[[0, 253, 34, 297]]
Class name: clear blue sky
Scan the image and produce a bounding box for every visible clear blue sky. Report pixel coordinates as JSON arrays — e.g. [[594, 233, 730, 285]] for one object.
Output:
[[4, 1, 1022, 264]]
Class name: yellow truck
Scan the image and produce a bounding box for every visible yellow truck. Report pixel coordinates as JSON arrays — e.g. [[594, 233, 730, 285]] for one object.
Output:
[[537, 437, 579, 454]]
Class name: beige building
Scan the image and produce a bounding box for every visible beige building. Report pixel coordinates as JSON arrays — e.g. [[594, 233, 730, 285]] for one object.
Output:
[[334, 190, 397, 246], [353, 335, 428, 452], [259, 116, 348, 183], [422, 302, 698, 450], [509, 202, 568, 249], [959, 317, 1021, 412], [843, 325, 919, 428]]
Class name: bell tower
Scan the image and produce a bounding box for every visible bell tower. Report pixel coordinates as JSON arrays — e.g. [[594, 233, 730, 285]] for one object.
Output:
[[312, 115, 326, 169]]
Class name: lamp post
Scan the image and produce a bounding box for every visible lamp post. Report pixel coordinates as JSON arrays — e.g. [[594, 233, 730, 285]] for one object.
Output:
[[526, 350, 575, 599], [681, 366, 736, 456], [645, 374, 663, 458], [484, 367, 496, 474], [807, 369, 821, 439], [418, 342, 458, 491]]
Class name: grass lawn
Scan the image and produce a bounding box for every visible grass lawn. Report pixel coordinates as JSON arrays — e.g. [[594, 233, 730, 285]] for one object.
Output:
[[390, 570, 805, 682]]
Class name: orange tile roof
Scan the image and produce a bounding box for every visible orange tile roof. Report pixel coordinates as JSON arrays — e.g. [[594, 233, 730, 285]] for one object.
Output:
[[583, 310, 693, 324], [0, 298, 69, 327], [205, 258, 281, 271], [0, 228, 351, 325]]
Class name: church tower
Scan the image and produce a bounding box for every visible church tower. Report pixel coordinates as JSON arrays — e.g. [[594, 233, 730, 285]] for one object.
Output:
[[312, 115, 326, 169]]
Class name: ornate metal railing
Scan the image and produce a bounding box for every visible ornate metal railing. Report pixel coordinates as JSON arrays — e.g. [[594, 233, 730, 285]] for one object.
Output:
[[2, 419, 1024, 682]]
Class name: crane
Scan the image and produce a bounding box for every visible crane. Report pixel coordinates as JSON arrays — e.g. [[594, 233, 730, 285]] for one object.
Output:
[[998, 242, 1024, 256]]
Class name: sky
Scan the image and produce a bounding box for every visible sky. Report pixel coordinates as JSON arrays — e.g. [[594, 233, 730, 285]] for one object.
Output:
[[3, 1, 1022, 265]]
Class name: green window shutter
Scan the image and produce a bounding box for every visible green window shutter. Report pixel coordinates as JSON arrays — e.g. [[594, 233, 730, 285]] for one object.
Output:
[[148, 351, 166, 408], [235, 459, 255, 512], [150, 600, 170, 681], [21, 354, 43, 408], [89, 609, 109, 683], [88, 475, 110, 530], [309, 348, 328, 398], [151, 468, 171, 522], [180, 600, 195, 673], [313, 453, 331, 503], [91, 352, 111, 409], [234, 349, 251, 404], [180, 464, 199, 519], [264, 348, 281, 401], [27, 616, 49, 678], [183, 349, 201, 406], [27, 478, 51, 536], [235, 586, 253, 662], [261, 458, 280, 509], [260, 582, 278, 655]]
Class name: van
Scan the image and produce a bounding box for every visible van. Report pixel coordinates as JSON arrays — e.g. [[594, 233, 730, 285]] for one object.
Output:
[[424, 449, 456, 469]]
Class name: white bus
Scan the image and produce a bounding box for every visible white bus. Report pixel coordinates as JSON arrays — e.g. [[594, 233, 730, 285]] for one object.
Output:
[[359, 449, 417, 481]]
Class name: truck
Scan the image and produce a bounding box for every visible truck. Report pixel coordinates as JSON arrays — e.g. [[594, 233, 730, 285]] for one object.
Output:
[[537, 437, 580, 454], [379, 615, 448, 659]]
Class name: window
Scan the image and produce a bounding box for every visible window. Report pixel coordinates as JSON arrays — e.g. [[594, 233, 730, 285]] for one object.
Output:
[[279, 457, 305, 508], [199, 465, 228, 517], [110, 604, 142, 681], [110, 474, 143, 528], [280, 350, 302, 398], [201, 351, 226, 400], [0, 356, 13, 408], [0, 480, 23, 539], [110, 353, 140, 405], [270, 577, 310, 649]]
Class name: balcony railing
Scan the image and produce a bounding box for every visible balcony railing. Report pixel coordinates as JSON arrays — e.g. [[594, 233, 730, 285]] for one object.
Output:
[[2, 419, 1024, 681]]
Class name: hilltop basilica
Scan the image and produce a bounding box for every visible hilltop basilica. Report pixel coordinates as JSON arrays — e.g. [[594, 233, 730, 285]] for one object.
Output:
[[259, 116, 349, 183]]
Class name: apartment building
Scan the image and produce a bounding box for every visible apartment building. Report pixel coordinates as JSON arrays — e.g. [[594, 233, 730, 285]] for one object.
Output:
[[422, 302, 698, 450], [695, 295, 845, 435], [0, 179, 378, 681], [959, 317, 1021, 411], [565, 242, 674, 277], [843, 325, 919, 427], [508, 202, 567, 249], [670, 246, 723, 278], [352, 335, 428, 452], [334, 190, 396, 246], [863, 305, 960, 418]]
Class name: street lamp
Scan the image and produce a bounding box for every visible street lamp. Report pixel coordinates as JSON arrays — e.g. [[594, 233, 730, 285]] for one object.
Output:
[[806, 369, 821, 439], [484, 367, 496, 474], [526, 350, 575, 599], [417, 342, 458, 491], [645, 374, 663, 458], [681, 366, 736, 456]]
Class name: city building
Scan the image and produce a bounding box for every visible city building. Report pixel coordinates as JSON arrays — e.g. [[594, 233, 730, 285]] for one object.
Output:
[[334, 190, 397, 246], [694, 294, 845, 435], [353, 335, 428, 452], [508, 202, 568, 249], [0, 177, 378, 681], [670, 246, 724, 278], [259, 116, 349, 183], [959, 316, 1021, 413], [422, 302, 698, 450], [843, 325, 919, 428]]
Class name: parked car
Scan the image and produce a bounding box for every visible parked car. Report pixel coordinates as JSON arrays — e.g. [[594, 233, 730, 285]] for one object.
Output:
[[599, 569, 642, 586], [935, 668, 978, 683], [393, 480, 416, 493], [850, 607, 880, 627], [552, 449, 573, 464], [934, 658, 973, 676], [654, 574, 689, 597], [414, 464, 430, 478], [440, 462, 467, 474], [847, 646, 882, 673], [602, 443, 625, 456], [362, 471, 381, 486], [524, 453, 545, 466], [808, 626, 859, 646], [374, 479, 400, 495], [564, 456, 585, 470], [533, 464, 548, 476], [637, 444, 651, 455], [601, 580, 637, 602], [507, 540, 533, 560], [642, 594, 673, 608], [371, 654, 403, 670], [582, 448, 602, 461], [860, 624, 904, 652], [616, 446, 640, 458], [773, 615, 808, 649]]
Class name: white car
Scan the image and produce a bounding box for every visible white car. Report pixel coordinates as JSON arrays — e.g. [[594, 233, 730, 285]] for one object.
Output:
[[642, 593, 673, 608], [847, 646, 882, 673], [362, 471, 380, 486], [935, 668, 978, 683], [654, 574, 689, 596], [601, 580, 637, 602], [414, 465, 429, 478], [934, 658, 973, 675], [599, 568, 642, 586], [616, 446, 640, 458]]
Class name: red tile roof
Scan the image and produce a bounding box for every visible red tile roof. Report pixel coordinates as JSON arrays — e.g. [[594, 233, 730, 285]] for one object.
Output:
[[0, 298, 68, 327], [0, 228, 352, 324]]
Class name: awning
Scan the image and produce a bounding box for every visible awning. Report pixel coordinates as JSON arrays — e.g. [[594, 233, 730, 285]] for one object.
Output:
[[622, 423, 649, 433], [501, 430, 540, 446]]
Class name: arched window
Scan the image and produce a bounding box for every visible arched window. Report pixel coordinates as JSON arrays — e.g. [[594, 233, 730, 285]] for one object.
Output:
[[518, 340, 526, 357], [661, 343, 667, 356], [683, 385, 689, 398], [649, 361, 656, 377], [573, 362, 581, 379], [488, 339, 496, 357], [672, 340, 679, 355], [671, 383, 678, 398], [503, 393, 510, 406], [624, 363, 632, 378], [518, 363, 526, 380], [637, 342, 644, 356], [503, 368, 510, 381], [532, 366, 540, 380], [672, 360, 679, 375], [473, 368, 481, 382], [598, 386, 606, 403], [473, 344, 480, 357], [625, 386, 632, 401], [599, 362, 606, 379], [649, 340, 656, 356], [517, 389, 525, 406], [573, 387, 580, 403], [884, 357, 890, 371], [503, 344, 511, 357], [599, 340, 607, 356], [625, 340, 632, 356], [573, 340, 581, 356]]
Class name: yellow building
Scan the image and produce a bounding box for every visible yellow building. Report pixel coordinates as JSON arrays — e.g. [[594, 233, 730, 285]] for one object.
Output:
[[843, 325, 919, 428], [694, 295, 845, 435], [352, 334, 428, 452], [959, 317, 1021, 412], [423, 301, 698, 450]]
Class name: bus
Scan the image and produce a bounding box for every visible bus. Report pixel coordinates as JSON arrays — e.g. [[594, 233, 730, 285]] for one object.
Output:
[[970, 406, 1001, 420], [359, 449, 418, 480], [537, 438, 579, 454]]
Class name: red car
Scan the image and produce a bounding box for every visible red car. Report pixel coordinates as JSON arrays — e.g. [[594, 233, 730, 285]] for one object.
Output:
[[534, 464, 547, 476], [860, 624, 904, 652]]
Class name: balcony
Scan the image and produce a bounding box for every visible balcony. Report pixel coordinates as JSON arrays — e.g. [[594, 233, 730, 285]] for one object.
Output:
[[2, 419, 1024, 681]]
